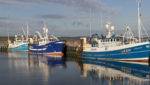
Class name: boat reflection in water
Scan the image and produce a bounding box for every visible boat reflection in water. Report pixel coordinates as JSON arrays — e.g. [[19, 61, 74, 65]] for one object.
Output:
[[28, 54, 66, 68], [8, 52, 28, 58], [7, 52, 66, 85], [8, 52, 66, 71], [78, 57, 150, 85], [8, 52, 29, 70], [8, 52, 66, 68]]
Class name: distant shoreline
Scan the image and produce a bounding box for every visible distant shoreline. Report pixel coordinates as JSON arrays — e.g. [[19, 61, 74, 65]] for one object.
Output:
[[0, 36, 84, 42]]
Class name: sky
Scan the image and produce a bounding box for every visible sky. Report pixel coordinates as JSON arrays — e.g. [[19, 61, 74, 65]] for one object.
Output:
[[0, 0, 150, 37]]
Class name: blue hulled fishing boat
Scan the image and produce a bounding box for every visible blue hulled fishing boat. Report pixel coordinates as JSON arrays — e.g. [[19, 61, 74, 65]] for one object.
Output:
[[8, 40, 28, 52], [78, 0, 150, 62], [8, 35, 28, 52], [29, 24, 65, 55], [8, 25, 29, 52]]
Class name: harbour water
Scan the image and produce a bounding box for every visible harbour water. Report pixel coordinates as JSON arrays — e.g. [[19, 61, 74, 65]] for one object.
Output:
[[0, 52, 150, 85]]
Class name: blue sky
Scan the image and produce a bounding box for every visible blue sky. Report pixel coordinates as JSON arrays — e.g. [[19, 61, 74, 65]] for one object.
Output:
[[0, 0, 150, 37]]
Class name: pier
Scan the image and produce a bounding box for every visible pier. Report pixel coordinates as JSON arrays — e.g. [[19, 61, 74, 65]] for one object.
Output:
[[0, 41, 7, 52], [0, 46, 7, 52]]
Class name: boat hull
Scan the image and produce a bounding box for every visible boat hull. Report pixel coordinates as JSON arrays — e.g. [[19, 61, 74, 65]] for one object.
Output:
[[8, 43, 28, 52], [81, 43, 150, 61], [29, 41, 65, 55]]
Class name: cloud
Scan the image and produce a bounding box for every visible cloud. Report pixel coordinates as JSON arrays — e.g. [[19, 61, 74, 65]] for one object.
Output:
[[0, 17, 9, 20], [46, 0, 118, 14], [16, 0, 118, 14], [0, 21, 20, 29], [0, 0, 119, 36], [0, 20, 23, 36], [37, 14, 66, 19], [44, 0, 115, 13], [72, 21, 88, 27], [36, 14, 89, 19], [0, 17, 23, 21], [0, 0, 38, 7]]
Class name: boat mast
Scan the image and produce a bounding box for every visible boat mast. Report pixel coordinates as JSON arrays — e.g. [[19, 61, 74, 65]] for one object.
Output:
[[7, 17, 10, 43], [43, 22, 48, 41], [138, 0, 141, 42], [26, 24, 29, 42], [89, 0, 92, 37], [7, 8, 10, 43], [22, 26, 26, 37], [100, 15, 102, 29], [7, 4, 12, 45]]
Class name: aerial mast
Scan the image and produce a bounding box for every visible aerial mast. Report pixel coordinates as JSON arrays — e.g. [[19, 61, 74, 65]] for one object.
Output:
[[138, 0, 141, 42], [7, 6, 10, 44], [89, 0, 92, 37], [26, 24, 29, 42], [7, 17, 10, 43]]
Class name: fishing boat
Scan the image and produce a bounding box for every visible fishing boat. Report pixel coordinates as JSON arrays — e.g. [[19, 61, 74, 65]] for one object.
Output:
[[78, 0, 150, 62], [8, 25, 29, 52], [29, 24, 66, 56], [8, 35, 28, 52]]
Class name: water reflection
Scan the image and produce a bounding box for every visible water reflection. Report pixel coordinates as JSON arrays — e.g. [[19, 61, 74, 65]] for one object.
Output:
[[78, 58, 150, 85], [5, 52, 150, 85], [28, 54, 66, 84], [7, 52, 66, 85], [8, 53, 66, 69], [8, 52, 29, 71], [8, 52, 28, 58], [28, 54, 66, 68]]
